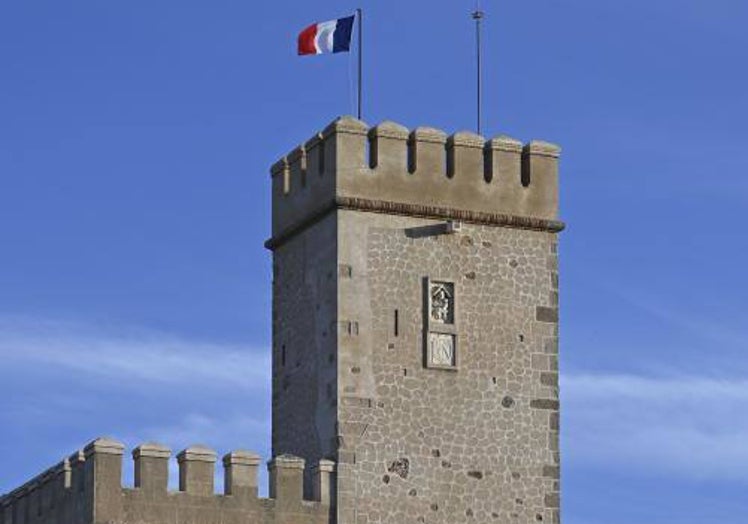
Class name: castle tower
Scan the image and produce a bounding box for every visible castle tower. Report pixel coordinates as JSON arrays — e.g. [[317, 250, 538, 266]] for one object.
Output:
[[267, 117, 563, 524]]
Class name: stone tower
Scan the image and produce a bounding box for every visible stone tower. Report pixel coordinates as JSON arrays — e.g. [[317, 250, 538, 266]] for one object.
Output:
[[267, 117, 563, 524]]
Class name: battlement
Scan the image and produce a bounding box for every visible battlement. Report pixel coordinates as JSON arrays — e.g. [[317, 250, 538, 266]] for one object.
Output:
[[267, 116, 563, 247], [0, 438, 334, 524]]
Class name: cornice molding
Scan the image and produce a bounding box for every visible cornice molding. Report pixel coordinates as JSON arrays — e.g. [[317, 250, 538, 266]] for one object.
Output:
[[265, 196, 565, 250]]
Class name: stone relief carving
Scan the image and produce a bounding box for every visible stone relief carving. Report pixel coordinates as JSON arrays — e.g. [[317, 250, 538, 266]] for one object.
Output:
[[430, 282, 454, 324], [424, 278, 458, 369], [429, 333, 456, 367]]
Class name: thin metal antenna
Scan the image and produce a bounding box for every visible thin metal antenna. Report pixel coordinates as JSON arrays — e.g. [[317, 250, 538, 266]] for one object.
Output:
[[472, 7, 485, 135]]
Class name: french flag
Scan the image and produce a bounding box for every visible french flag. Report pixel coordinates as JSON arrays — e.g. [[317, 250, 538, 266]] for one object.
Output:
[[298, 15, 355, 56]]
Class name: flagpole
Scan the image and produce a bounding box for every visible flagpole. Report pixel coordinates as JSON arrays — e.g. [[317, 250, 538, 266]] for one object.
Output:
[[356, 8, 363, 120], [472, 8, 484, 135]]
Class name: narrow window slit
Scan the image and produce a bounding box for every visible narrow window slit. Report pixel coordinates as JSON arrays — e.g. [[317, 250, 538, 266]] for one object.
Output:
[[367, 134, 377, 169], [407, 137, 417, 173], [483, 146, 493, 183]]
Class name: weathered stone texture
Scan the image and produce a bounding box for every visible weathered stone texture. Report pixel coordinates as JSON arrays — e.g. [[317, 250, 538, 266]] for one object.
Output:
[[271, 212, 339, 497], [331, 212, 560, 524], [269, 118, 562, 524], [2, 117, 562, 524], [0, 439, 333, 524]]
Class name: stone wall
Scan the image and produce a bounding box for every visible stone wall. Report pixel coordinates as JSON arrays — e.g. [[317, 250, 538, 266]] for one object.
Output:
[[268, 117, 563, 524], [0, 439, 334, 524], [268, 116, 561, 245], [335, 213, 560, 524], [3, 116, 564, 524], [271, 212, 339, 500]]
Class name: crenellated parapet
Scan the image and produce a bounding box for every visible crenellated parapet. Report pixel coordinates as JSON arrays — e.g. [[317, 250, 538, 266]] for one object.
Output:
[[267, 116, 563, 248], [0, 438, 334, 524]]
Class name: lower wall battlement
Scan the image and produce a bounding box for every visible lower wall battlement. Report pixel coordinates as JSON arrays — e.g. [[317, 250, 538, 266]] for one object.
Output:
[[1, 438, 334, 524], [268, 116, 562, 242]]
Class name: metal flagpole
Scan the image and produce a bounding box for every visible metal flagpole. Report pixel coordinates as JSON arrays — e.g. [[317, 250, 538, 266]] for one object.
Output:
[[357, 8, 363, 120], [472, 7, 484, 135]]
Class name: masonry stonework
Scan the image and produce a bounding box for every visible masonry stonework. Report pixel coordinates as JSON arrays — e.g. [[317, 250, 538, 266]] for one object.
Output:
[[268, 117, 563, 524], [0, 439, 334, 524], [2, 116, 563, 524]]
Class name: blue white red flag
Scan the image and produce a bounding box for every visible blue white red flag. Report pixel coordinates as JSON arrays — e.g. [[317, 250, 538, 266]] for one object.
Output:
[[298, 15, 355, 55]]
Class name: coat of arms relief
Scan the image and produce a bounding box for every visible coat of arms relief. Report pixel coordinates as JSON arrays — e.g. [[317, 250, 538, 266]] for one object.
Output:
[[426, 280, 457, 369]]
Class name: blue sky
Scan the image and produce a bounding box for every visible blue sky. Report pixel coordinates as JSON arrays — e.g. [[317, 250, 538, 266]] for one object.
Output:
[[1, 1, 747, 522]]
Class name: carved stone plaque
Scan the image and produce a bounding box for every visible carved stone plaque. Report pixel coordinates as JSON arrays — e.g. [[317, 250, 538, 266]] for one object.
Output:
[[429, 333, 456, 367], [430, 282, 454, 324], [424, 277, 458, 370]]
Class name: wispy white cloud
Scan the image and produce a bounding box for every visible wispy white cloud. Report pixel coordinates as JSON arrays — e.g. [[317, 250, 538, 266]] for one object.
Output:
[[566, 374, 748, 403], [611, 288, 748, 352], [0, 315, 276, 495], [0, 315, 269, 390], [564, 373, 748, 482], [3, 314, 747, 486], [566, 286, 748, 481], [126, 412, 270, 451]]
